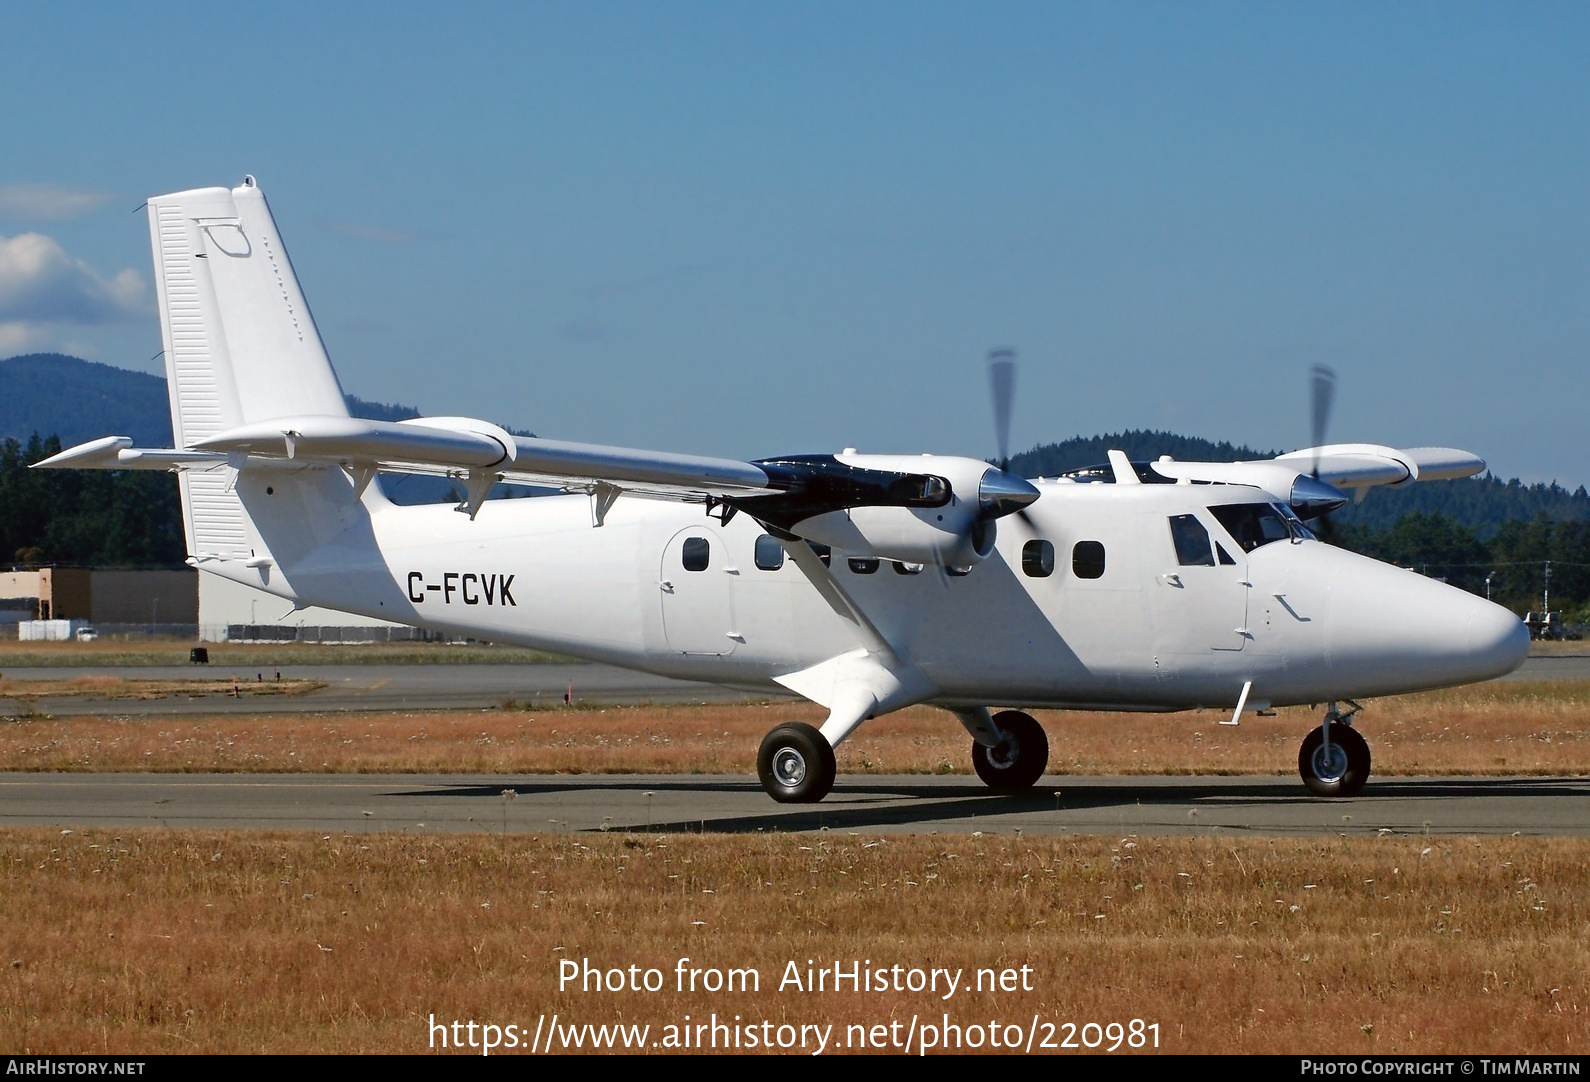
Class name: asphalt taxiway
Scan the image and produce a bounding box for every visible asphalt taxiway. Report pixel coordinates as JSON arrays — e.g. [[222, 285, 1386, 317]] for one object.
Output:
[[3, 772, 1585, 837]]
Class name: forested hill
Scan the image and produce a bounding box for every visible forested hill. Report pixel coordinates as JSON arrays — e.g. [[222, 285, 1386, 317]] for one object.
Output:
[[0, 353, 521, 443], [1008, 430, 1278, 477], [0, 354, 174, 447], [1009, 431, 1590, 540]]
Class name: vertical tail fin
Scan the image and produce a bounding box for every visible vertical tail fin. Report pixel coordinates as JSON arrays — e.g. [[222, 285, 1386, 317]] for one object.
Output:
[[148, 176, 351, 561]]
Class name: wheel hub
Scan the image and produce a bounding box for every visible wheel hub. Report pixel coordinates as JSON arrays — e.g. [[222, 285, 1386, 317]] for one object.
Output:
[[1310, 742, 1349, 784], [988, 737, 1019, 770], [772, 747, 807, 786]]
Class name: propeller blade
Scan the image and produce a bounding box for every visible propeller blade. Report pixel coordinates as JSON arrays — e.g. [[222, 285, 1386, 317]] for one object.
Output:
[[1308, 364, 1343, 543], [988, 348, 1016, 470], [1309, 364, 1336, 476]]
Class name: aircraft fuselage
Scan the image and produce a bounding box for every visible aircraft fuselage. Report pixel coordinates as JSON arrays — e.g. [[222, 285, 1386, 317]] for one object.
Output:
[[223, 472, 1527, 716]]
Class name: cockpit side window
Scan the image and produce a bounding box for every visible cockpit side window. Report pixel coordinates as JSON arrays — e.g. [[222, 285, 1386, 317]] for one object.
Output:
[[1168, 514, 1215, 566], [1209, 503, 1292, 553]]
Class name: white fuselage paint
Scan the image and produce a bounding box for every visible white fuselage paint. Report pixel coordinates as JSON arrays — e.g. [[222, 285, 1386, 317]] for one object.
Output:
[[214, 470, 1528, 716]]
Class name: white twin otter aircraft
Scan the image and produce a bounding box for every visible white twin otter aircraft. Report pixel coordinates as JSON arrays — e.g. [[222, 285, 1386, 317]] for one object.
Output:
[[41, 178, 1528, 803]]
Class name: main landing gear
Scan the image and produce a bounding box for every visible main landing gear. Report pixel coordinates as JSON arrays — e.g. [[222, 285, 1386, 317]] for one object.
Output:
[[757, 722, 837, 804], [971, 709, 1049, 792], [1298, 700, 1370, 797], [755, 707, 1052, 803]]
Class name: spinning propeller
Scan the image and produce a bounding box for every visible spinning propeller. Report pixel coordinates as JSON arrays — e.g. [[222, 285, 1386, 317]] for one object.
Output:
[[984, 348, 1036, 525], [1298, 364, 1348, 539]]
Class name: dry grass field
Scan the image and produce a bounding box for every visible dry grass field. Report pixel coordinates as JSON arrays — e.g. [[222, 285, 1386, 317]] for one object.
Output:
[[0, 675, 324, 703], [1, 829, 1584, 1055], [2, 681, 1587, 778]]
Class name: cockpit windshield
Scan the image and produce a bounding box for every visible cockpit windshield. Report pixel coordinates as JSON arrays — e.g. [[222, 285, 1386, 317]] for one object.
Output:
[[1209, 502, 1313, 552]]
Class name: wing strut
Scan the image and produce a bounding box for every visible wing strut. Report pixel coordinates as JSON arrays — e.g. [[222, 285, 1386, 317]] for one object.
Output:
[[772, 538, 936, 748]]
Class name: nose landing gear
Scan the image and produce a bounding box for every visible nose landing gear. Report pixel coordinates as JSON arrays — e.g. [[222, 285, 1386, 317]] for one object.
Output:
[[1298, 700, 1369, 797]]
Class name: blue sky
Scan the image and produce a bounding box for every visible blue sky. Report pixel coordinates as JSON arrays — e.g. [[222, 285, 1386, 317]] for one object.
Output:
[[1, 3, 1585, 484]]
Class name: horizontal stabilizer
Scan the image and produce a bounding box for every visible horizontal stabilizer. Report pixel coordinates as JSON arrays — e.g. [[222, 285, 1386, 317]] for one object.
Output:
[[33, 436, 224, 471]]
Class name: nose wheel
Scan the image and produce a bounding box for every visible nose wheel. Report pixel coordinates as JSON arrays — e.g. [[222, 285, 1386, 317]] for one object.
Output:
[[1298, 718, 1370, 797], [971, 710, 1049, 791], [757, 722, 837, 803]]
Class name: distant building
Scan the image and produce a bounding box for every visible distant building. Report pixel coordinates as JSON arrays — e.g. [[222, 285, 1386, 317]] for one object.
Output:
[[0, 568, 197, 629], [1, 566, 434, 642], [198, 575, 432, 642]]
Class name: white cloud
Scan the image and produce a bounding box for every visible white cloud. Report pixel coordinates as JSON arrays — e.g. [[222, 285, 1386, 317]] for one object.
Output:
[[0, 321, 47, 354], [0, 321, 103, 358], [0, 184, 119, 221], [0, 232, 147, 326], [0, 184, 119, 220]]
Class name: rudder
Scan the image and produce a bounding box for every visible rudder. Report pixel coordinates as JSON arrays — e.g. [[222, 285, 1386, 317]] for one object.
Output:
[[147, 176, 352, 562]]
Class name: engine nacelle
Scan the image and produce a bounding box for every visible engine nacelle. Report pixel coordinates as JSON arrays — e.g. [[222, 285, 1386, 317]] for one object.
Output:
[[789, 453, 1004, 567], [793, 503, 996, 566]]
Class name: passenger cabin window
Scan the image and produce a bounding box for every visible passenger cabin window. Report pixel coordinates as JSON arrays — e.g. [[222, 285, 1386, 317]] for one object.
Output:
[[1210, 503, 1292, 553], [809, 542, 832, 568], [1169, 515, 1215, 566], [848, 557, 879, 575], [1022, 539, 1055, 577], [893, 561, 923, 576], [682, 537, 710, 572], [754, 534, 785, 571], [1072, 540, 1106, 579]]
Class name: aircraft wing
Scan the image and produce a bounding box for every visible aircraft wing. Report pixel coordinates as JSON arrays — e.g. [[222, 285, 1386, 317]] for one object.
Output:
[[37, 414, 1037, 558], [1269, 444, 1485, 487], [37, 415, 780, 501], [1147, 443, 1486, 515]]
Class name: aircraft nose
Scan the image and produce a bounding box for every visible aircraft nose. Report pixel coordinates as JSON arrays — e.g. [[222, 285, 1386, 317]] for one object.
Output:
[[1390, 574, 1529, 685], [1311, 548, 1530, 693], [1463, 596, 1530, 680]]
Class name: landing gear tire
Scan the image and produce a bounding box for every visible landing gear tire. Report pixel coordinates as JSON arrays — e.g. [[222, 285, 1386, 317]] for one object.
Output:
[[972, 710, 1049, 792], [758, 722, 837, 803], [1298, 724, 1371, 797]]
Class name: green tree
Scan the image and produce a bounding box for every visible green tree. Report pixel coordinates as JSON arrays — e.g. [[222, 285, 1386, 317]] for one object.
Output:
[[0, 434, 184, 568]]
